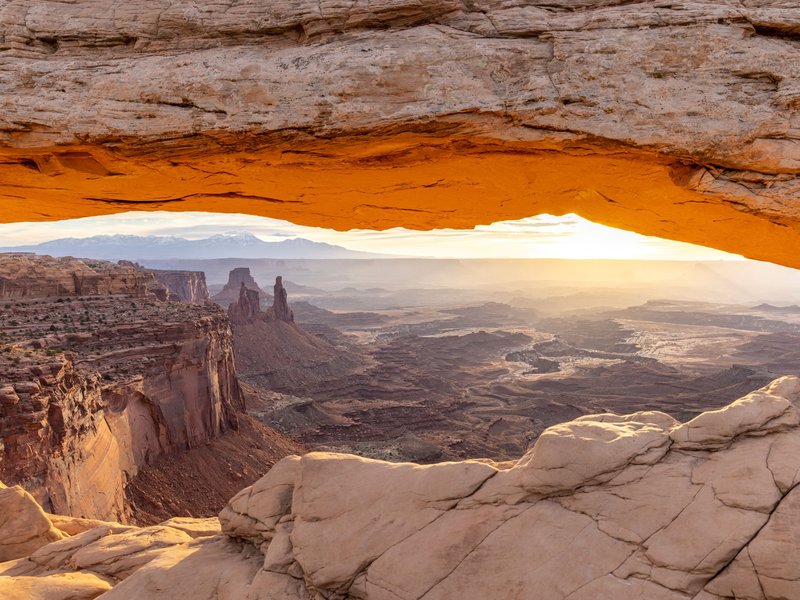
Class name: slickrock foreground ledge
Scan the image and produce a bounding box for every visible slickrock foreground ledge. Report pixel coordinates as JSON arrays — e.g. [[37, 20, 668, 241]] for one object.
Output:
[[1, 1, 799, 267], [4, 377, 800, 599]]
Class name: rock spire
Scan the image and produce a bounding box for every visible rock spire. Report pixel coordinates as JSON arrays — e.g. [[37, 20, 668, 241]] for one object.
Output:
[[267, 276, 294, 323]]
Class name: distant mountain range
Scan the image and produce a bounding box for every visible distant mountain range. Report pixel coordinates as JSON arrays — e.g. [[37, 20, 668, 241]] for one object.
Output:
[[0, 233, 391, 260]]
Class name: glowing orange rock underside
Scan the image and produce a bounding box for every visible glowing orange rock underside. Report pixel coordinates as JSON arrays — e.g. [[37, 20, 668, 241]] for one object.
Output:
[[1, 136, 797, 267]]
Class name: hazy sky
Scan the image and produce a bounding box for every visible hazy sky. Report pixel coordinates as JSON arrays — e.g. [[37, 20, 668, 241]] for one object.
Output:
[[0, 211, 742, 261]]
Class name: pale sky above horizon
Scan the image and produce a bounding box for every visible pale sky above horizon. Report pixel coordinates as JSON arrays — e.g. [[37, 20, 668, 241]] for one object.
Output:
[[0, 211, 744, 261]]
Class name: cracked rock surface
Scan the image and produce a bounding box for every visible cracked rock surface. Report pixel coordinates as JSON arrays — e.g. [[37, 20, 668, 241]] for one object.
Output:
[[5, 376, 800, 598], [0, 1, 799, 266]]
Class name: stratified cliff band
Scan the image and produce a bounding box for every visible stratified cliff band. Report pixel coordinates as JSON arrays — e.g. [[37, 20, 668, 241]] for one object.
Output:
[[0, 254, 242, 521]]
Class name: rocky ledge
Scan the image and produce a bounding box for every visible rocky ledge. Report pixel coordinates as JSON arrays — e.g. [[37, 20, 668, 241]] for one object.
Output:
[[3, 377, 800, 599], [0, 254, 152, 299]]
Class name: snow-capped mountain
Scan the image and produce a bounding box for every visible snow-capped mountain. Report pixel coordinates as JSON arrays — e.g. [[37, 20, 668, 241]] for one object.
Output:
[[0, 233, 388, 260]]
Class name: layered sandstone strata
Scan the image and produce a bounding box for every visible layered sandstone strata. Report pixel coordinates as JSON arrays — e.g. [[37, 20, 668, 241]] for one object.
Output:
[[4, 377, 800, 598], [0, 2, 799, 267], [150, 270, 209, 304], [0, 254, 151, 299], [213, 268, 270, 309], [0, 255, 243, 522]]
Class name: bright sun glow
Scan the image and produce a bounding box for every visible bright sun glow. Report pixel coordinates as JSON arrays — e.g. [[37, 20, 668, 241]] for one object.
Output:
[[0, 211, 743, 261]]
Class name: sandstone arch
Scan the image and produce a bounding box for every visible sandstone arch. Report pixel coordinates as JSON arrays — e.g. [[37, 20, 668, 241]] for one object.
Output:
[[1, 1, 798, 266]]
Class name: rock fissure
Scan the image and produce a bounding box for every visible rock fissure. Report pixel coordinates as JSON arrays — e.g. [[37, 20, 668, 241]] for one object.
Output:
[[415, 504, 534, 600], [699, 476, 800, 598]]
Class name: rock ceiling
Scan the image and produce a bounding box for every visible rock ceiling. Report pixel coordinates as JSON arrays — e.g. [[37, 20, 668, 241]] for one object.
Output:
[[0, 1, 798, 266]]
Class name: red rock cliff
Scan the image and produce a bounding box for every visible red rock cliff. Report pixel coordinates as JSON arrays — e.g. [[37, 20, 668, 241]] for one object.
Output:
[[150, 270, 209, 304], [0, 255, 243, 522]]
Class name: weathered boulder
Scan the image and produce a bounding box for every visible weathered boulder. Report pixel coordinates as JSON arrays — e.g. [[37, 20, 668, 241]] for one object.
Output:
[[0, 483, 63, 562], [0, 519, 216, 600]]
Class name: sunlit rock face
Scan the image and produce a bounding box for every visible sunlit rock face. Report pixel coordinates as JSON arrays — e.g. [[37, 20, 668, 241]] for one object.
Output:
[[0, 255, 243, 522], [0, 483, 64, 563], [5, 377, 800, 598], [0, 1, 799, 266]]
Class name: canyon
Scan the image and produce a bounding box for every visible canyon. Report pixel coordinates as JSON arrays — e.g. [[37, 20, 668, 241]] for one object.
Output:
[[0, 253, 298, 524], [5, 253, 800, 598], [237, 280, 800, 463], [2, 1, 800, 598]]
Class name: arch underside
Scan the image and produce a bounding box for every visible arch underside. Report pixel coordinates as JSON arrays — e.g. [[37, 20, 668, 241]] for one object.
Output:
[[0, 1, 798, 266]]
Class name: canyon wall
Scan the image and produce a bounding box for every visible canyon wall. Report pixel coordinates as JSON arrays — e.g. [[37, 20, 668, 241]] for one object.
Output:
[[0, 254, 151, 299], [5, 377, 800, 599], [0, 255, 243, 522], [150, 270, 209, 304], [0, 1, 798, 266]]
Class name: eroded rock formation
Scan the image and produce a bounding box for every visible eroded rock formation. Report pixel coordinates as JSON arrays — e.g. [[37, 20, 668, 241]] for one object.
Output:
[[150, 270, 209, 304], [213, 268, 270, 309], [4, 377, 800, 598], [228, 282, 262, 325], [0, 2, 799, 266], [227, 274, 362, 391], [0, 255, 243, 522], [229, 276, 293, 325], [0, 254, 151, 299], [265, 277, 293, 323]]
